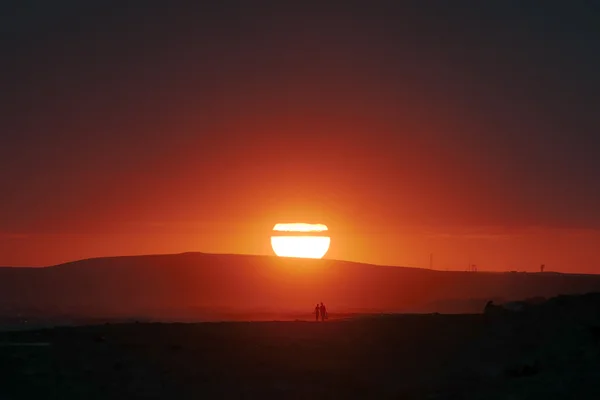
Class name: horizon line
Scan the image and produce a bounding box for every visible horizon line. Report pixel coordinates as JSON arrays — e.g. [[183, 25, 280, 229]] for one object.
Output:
[[0, 251, 586, 275]]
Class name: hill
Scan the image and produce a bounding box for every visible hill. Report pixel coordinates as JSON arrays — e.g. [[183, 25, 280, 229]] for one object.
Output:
[[1, 252, 600, 320]]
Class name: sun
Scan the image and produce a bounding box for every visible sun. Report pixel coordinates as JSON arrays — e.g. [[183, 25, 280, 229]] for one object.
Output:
[[271, 223, 331, 259]]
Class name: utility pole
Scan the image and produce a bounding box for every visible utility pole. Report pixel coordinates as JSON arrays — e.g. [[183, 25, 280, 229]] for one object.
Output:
[[429, 253, 433, 270]]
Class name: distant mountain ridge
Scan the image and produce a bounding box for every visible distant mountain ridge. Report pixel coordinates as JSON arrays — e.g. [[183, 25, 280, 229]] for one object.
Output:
[[1, 252, 600, 319]]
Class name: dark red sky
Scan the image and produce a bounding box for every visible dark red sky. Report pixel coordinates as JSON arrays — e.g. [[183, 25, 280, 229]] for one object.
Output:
[[2, 1, 600, 272]]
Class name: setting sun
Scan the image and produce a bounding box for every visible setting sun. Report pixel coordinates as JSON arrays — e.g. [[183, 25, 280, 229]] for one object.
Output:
[[271, 223, 331, 259]]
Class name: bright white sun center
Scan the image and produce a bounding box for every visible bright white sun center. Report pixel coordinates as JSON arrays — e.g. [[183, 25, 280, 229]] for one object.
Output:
[[271, 223, 330, 259]]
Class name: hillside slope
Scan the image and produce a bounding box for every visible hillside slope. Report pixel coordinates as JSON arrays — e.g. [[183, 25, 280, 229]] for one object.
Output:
[[1, 253, 599, 318]]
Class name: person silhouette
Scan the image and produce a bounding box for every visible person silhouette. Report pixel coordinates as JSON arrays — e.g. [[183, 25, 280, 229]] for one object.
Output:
[[314, 303, 320, 321], [320, 302, 327, 321]]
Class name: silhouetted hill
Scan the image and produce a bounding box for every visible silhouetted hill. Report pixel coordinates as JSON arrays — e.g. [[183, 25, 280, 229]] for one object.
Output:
[[1, 253, 600, 319]]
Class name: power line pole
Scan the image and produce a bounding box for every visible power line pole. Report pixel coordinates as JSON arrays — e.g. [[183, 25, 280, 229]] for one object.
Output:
[[429, 253, 433, 270]]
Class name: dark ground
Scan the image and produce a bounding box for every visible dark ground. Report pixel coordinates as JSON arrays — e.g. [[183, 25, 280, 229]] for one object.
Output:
[[2, 297, 600, 399]]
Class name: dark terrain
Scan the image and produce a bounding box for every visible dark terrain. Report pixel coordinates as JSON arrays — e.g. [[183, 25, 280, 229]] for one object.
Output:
[[2, 292, 600, 399], [2, 253, 600, 321]]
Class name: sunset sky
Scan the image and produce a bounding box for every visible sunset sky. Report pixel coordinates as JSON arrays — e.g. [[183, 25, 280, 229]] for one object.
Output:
[[2, 1, 599, 272]]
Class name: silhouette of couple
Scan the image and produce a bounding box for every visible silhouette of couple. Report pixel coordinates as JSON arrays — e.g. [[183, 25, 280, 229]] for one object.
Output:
[[314, 302, 328, 321]]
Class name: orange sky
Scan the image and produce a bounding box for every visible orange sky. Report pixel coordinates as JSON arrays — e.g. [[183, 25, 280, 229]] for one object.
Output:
[[3, 224, 600, 274], [2, 3, 600, 273]]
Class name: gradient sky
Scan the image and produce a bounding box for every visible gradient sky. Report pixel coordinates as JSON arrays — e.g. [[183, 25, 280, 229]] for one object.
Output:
[[2, 1, 600, 272]]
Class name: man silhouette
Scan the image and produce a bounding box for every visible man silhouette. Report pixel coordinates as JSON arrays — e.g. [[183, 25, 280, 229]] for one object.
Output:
[[320, 302, 327, 321], [314, 303, 320, 321]]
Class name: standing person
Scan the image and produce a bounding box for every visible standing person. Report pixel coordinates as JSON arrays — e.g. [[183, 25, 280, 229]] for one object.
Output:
[[320, 302, 327, 322], [314, 303, 320, 321]]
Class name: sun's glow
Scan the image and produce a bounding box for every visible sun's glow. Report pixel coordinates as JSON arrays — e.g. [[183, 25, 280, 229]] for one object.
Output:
[[273, 223, 328, 232], [271, 223, 330, 259]]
